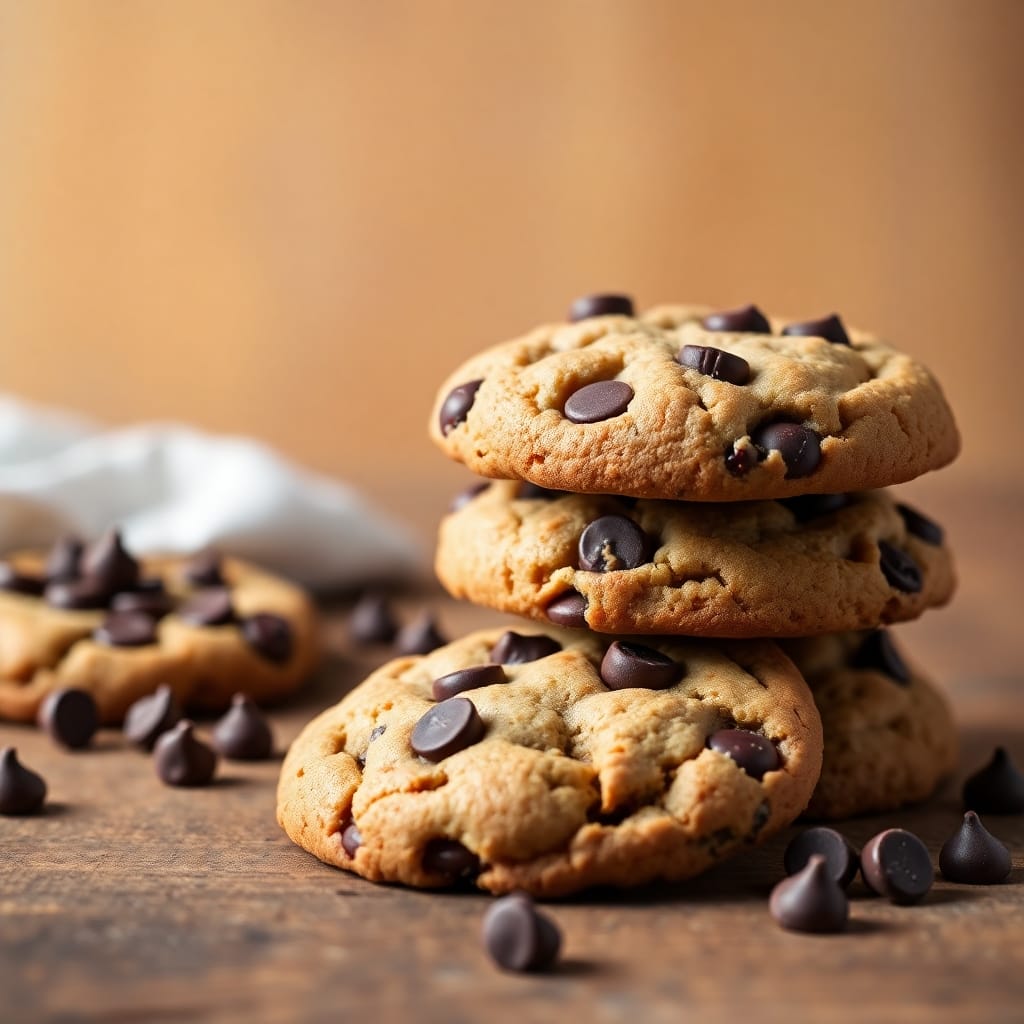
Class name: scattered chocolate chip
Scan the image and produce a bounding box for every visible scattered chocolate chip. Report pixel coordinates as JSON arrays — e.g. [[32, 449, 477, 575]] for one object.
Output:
[[131, 576, 167, 594], [778, 493, 851, 522], [178, 587, 235, 627], [211, 694, 274, 760], [94, 611, 158, 647], [45, 535, 83, 583], [781, 314, 851, 347], [600, 641, 681, 691], [439, 379, 484, 436], [81, 528, 139, 593], [877, 541, 923, 593], [678, 344, 751, 385], [784, 827, 860, 889], [242, 613, 293, 663], [36, 689, 99, 749], [564, 380, 634, 424], [770, 855, 849, 933], [578, 515, 650, 572], [482, 894, 563, 972], [0, 748, 47, 815], [708, 729, 779, 781], [369, 724, 386, 743], [568, 293, 635, 322], [111, 589, 174, 619], [449, 481, 490, 513], [860, 828, 934, 904], [395, 612, 447, 656], [123, 685, 182, 751], [939, 811, 1011, 884], [725, 444, 756, 476], [341, 823, 362, 857], [489, 631, 562, 665], [349, 592, 398, 645], [963, 747, 1024, 814], [153, 721, 218, 787], [411, 697, 486, 762], [422, 838, 479, 880], [0, 562, 45, 596], [544, 590, 588, 628], [896, 503, 944, 546], [44, 576, 110, 610], [703, 304, 771, 334], [516, 482, 564, 500], [752, 422, 822, 479], [432, 665, 507, 701], [850, 629, 911, 684], [183, 548, 224, 587]]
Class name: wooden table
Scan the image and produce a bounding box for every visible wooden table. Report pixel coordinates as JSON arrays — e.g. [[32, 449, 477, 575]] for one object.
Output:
[[2, 479, 1022, 1023]]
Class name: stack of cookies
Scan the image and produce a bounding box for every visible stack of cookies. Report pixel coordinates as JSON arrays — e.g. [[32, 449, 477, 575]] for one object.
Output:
[[278, 296, 960, 896]]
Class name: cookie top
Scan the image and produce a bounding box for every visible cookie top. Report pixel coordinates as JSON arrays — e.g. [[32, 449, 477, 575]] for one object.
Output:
[[437, 482, 955, 637], [0, 535, 319, 724], [784, 631, 958, 820], [430, 301, 960, 501], [277, 625, 822, 897]]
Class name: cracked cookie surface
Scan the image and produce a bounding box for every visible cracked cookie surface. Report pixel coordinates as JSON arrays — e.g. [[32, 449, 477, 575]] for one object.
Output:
[[430, 304, 959, 501], [276, 626, 822, 896]]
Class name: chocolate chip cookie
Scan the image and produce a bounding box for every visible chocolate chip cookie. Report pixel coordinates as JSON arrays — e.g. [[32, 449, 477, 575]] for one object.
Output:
[[431, 300, 959, 501], [276, 626, 822, 896]]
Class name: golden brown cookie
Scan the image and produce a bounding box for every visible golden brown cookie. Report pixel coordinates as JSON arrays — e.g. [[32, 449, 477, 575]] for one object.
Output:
[[277, 625, 822, 897]]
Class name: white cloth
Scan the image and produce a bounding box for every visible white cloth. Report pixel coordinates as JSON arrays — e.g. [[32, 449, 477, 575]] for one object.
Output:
[[0, 396, 422, 590]]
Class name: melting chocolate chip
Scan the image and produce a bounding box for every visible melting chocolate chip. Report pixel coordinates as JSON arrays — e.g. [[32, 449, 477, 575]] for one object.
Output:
[[544, 591, 588, 628], [178, 588, 235, 627], [770, 855, 849, 933], [395, 612, 447, 656], [850, 630, 910, 684], [877, 541, 923, 593], [183, 548, 224, 587], [211, 694, 274, 760], [564, 380, 634, 424], [44, 576, 110, 610], [123, 685, 182, 751], [111, 589, 174, 619], [439, 379, 484, 436], [45, 535, 83, 583], [784, 827, 860, 889], [939, 811, 1011, 884], [779, 493, 851, 522], [411, 697, 485, 762], [702, 304, 771, 334], [350, 592, 399, 645], [578, 515, 650, 572], [896, 503, 944, 546], [725, 445, 757, 476], [781, 314, 851, 347], [432, 665, 507, 701], [0, 748, 47, 815], [81, 529, 139, 594], [600, 641, 681, 691], [449, 481, 490, 513], [37, 689, 99, 750], [489, 631, 562, 665], [341, 823, 363, 857], [422, 838, 479, 880], [482, 894, 563, 972], [963, 747, 1024, 814], [752, 422, 822, 479], [568, 293, 635, 322], [708, 729, 779, 781], [153, 721, 218, 787], [860, 828, 934, 904], [242, 613, 293, 663], [94, 611, 158, 647], [0, 562, 45, 596], [678, 344, 751, 385]]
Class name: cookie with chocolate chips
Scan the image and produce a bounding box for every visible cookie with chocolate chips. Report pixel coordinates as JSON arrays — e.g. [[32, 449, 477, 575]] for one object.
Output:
[[430, 300, 959, 500], [276, 625, 822, 897]]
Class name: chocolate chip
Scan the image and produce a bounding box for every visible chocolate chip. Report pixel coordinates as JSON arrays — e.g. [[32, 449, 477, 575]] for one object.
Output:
[[784, 827, 860, 889], [850, 629, 910, 684], [752, 422, 822, 479], [703, 304, 771, 334], [350, 592, 398, 645], [781, 314, 851, 347], [860, 828, 934, 904], [0, 748, 47, 815], [211, 694, 274, 760], [411, 697, 485, 762], [183, 548, 224, 587], [123, 685, 182, 751], [449, 481, 490, 513], [422, 838, 479, 880], [130, 576, 167, 593], [153, 721, 218, 787], [482, 894, 563, 972], [94, 611, 158, 647], [778, 493, 851, 522], [568, 293, 635, 322], [708, 729, 779, 781], [578, 515, 650, 572], [725, 445, 756, 476], [600, 641, 681, 691], [0, 562, 45, 596], [517, 482, 564, 500], [81, 528, 139, 594], [395, 612, 447, 656], [44, 576, 110, 610], [36, 689, 99, 750], [242, 613, 293, 663], [769, 855, 849, 933], [111, 589, 174, 619], [678, 344, 751, 385], [963, 747, 1024, 814], [489, 631, 562, 665], [341, 823, 362, 857], [432, 665, 507, 701], [439, 379, 484, 436], [369, 724, 386, 743], [178, 587, 235, 627], [563, 380, 634, 424], [939, 811, 1011, 885], [877, 541, 923, 593], [544, 590, 588, 628], [896, 503, 944, 546], [45, 535, 83, 583]]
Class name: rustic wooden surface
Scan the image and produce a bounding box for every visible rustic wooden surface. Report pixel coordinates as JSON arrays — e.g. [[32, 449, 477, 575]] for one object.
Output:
[[1, 482, 1023, 1024]]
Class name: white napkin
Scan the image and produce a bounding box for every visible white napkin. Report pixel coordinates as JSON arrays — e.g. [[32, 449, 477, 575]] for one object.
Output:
[[0, 396, 423, 590]]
